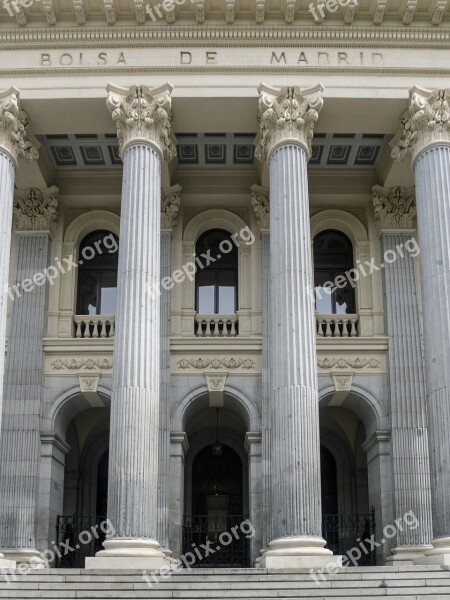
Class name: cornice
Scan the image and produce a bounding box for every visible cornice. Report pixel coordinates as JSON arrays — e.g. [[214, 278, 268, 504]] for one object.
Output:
[[1, 24, 450, 49]]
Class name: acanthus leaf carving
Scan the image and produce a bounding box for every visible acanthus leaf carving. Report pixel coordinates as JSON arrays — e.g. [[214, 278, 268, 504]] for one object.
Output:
[[106, 83, 176, 160], [161, 183, 182, 230], [14, 186, 60, 232], [254, 83, 324, 163], [372, 185, 416, 230], [251, 184, 269, 230], [0, 87, 39, 165], [392, 87, 450, 164], [51, 357, 113, 371]]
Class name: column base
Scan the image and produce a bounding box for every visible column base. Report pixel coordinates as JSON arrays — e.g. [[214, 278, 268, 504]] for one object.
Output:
[[0, 553, 16, 569], [85, 538, 172, 570], [1, 550, 44, 568], [260, 536, 341, 570], [414, 537, 450, 566], [387, 545, 433, 565]]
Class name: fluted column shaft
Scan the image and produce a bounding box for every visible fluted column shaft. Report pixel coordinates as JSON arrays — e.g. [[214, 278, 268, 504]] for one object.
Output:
[[268, 143, 322, 542], [0, 150, 15, 435], [381, 231, 433, 555], [0, 232, 52, 564], [414, 146, 450, 543], [107, 142, 161, 542]]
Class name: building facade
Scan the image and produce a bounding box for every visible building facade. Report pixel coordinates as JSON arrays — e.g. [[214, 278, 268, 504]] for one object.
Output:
[[0, 0, 449, 573]]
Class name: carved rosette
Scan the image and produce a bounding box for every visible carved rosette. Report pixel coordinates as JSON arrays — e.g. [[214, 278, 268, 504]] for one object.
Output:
[[106, 83, 176, 160], [392, 87, 450, 164], [0, 87, 39, 166], [161, 183, 182, 230], [372, 185, 416, 230], [14, 186, 60, 232], [251, 184, 269, 230], [254, 83, 324, 163]]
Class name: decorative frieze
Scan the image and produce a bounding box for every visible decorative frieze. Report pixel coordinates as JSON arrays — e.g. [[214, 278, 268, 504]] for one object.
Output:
[[161, 184, 181, 230], [317, 355, 381, 370], [14, 186, 59, 232], [251, 184, 269, 230], [177, 357, 255, 370], [372, 185, 416, 230], [254, 83, 324, 162], [106, 83, 176, 159], [0, 87, 38, 165], [51, 357, 113, 372], [392, 87, 450, 164]]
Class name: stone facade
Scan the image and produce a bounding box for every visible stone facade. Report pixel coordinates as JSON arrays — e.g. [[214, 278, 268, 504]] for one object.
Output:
[[0, 0, 449, 575]]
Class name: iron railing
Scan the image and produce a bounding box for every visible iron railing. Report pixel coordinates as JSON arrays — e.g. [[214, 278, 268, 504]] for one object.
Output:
[[322, 510, 376, 565], [55, 515, 106, 568], [183, 514, 250, 567]]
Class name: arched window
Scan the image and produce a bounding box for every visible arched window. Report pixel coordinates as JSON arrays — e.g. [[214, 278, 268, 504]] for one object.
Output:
[[195, 229, 238, 315], [76, 230, 119, 315], [313, 230, 356, 314]]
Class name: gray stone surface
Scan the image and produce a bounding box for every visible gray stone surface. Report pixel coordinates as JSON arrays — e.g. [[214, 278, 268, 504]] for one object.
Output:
[[0, 232, 52, 562]]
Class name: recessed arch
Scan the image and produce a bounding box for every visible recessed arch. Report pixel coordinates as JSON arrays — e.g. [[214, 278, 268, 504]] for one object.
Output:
[[171, 384, 261, 433], [64, 210, 120, 245], [310, 209, 368, 245], [183, 209, 248, 243]]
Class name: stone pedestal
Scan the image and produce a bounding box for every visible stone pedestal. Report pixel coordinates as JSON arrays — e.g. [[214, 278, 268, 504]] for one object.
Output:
[[0, 88, 38, 569], [255, 84, 339, 570], [87, 83, 176, 570], [392, 87, 450, 566]]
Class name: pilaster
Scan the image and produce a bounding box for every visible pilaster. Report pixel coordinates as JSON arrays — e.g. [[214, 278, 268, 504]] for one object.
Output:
[[372, 185, 433, 563]]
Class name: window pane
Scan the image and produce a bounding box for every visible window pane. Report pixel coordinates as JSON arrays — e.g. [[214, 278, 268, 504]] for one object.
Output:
[[197, 271, 216, 314], [100, 271, 117, 314], [78, 271, 99, 315], [218, 270, 236, 314]]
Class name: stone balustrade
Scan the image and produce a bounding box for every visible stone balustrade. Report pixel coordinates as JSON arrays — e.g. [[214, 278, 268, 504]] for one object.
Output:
[[73, 315, 115, 339]]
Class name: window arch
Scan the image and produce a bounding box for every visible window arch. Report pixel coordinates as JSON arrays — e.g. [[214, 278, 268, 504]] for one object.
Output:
[[76, 230, 119, 315], [313, 230, 356, 315], [195, 229, 238, 315]]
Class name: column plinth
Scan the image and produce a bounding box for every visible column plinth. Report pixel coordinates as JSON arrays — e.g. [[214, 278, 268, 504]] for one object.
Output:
[[392, 87, 450, 566], [255, 84, 340, 570], [0, 88, 38, 569], [86, 83, 175, 570]]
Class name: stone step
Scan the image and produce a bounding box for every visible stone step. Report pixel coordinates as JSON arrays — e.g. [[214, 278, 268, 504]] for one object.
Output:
[[0, 568, 449, 600]]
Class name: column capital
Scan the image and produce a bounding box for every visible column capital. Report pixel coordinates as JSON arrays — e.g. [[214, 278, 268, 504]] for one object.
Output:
[[391, 87, 450, 165], [0, 87, 39, 166], [161, 183, 181, 230], [13, 186, 60, 232], [372, 185, 416, 231], [254, 83, 324, 163], [251, 183, 269, 231], [106, 83, 176, 160]]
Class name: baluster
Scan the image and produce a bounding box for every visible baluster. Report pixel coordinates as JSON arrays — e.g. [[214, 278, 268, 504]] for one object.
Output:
[[100, 319, 107, 338], [205, 320, 212, 337], [230, 319, 236, 337], [75, 320, 82, 338]]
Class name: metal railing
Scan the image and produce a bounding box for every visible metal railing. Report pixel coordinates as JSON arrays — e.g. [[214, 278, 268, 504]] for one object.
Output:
[[322, 510, 376, 565], [73, 315, 115, 338], [55, 515, 106, 568], [183, 514, 249, 567]]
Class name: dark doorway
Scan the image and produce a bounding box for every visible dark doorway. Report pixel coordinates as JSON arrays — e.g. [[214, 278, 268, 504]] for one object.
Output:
[[184, 444, 249, 567], [96, 450, 109, 517], [321, 446, 338, 514]]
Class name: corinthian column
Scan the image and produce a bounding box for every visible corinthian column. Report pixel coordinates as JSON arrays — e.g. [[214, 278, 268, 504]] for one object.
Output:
[[0, 88, 38, 570], [87, 83, 176, 569], [255, 84, 339, 569], [372, 185, 433, 563], [392, 87, 450, 565]]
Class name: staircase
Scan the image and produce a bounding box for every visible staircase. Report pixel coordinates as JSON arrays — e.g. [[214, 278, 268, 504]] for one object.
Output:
[[1, 566, 450, 599]]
